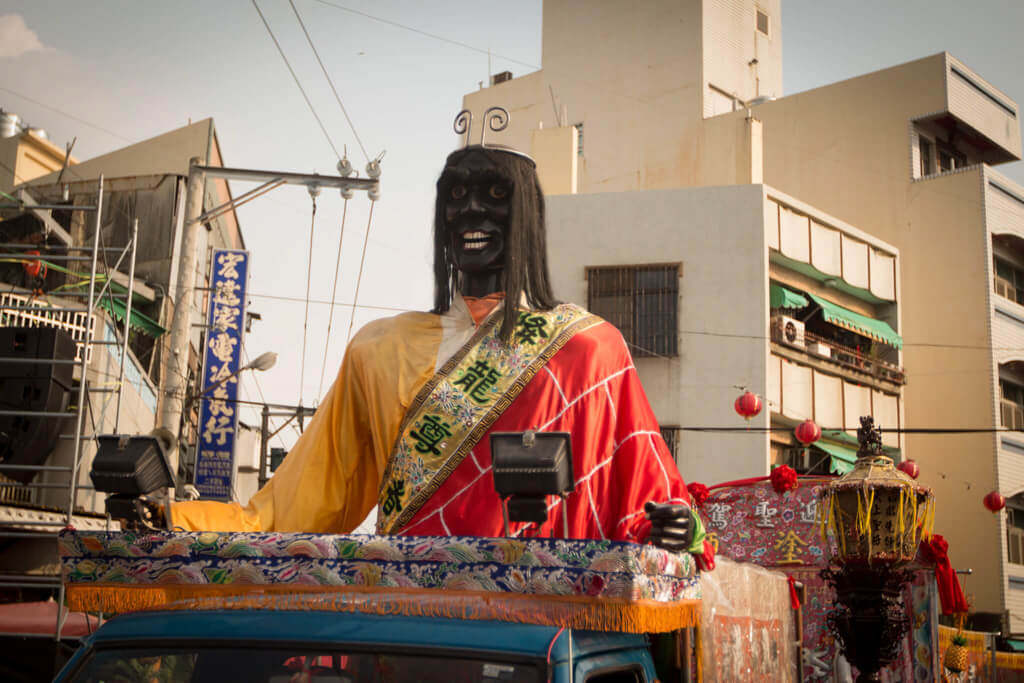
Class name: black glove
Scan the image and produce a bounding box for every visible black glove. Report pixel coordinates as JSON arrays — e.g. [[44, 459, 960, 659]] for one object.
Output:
[[645, 501, 692, 553]]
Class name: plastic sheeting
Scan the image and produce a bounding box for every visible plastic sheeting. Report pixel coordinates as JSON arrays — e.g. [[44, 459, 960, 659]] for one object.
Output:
[[699, 557, 797, 682]]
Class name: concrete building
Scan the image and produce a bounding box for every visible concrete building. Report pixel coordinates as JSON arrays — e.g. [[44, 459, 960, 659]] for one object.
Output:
[[727, 53, 1024, 631], [0, 119, 258, 616], [0, 111, 77, 191], [545, 183, 903, 487], [461, 0, 1024, 626]]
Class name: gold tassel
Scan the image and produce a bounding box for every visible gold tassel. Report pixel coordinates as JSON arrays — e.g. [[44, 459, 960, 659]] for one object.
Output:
[[66, 583, 702, 634]]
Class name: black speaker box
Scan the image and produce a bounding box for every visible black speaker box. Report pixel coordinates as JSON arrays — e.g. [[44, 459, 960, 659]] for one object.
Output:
[[0, 327, 76, 483]]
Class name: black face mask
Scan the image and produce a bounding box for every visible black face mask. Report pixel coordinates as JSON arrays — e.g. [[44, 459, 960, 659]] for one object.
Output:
[[441, 150, 512, 280]]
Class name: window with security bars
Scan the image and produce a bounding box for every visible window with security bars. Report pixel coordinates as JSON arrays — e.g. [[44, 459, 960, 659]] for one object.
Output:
[[587, 264, 679, 358]]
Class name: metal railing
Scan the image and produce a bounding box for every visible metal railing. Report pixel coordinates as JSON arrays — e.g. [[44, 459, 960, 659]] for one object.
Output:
[[771, 325, 906, 384]]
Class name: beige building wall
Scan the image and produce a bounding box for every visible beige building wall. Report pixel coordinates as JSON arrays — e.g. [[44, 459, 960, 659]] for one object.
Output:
[[0, 129, 75, 191], [545, 184, 771, 485], [741, 54, 1018, 617], [543, 181, 901, 487], [463, 0, 779, 194]]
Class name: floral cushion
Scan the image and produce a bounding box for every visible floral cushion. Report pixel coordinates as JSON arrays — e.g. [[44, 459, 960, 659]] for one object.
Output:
[[60, 531, 699, 602]]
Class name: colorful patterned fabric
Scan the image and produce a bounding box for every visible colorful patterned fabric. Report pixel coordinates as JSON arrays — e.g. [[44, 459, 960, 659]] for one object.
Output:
[[60, 531, 701, 633], [378, 303, 599, 532]]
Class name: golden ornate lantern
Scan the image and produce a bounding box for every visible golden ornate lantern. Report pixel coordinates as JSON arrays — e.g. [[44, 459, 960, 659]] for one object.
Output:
[[818, 416, 935, 682]]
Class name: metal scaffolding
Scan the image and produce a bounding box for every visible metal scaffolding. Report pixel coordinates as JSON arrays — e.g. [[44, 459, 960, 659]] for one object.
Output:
[[0, 175, 145, 641]]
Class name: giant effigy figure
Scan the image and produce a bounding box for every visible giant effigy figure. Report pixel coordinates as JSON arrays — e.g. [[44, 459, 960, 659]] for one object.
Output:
[[170, 111, 712, 567]]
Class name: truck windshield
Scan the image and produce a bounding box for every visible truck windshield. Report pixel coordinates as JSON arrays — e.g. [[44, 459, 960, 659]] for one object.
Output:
[[67, 646, 542, 683]]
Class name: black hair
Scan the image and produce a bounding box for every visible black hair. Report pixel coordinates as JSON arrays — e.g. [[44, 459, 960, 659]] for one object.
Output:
[[432, 146, 559, 342]]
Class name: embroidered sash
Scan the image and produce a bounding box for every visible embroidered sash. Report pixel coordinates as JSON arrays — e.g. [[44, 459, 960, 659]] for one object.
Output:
[[377, 303, 600, 533]]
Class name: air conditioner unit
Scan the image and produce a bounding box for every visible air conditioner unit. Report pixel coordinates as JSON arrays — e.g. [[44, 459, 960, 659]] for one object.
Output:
[[771, 315, 805, 348]]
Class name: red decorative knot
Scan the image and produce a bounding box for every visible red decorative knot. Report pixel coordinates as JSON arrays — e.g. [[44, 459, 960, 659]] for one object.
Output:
[[686, 482, 710, 507], [896, 459, 920, 480], [794, 419, 821, 446], [22, 250, 45, 279], [770, 465, 799, 494], [734, 391, 762, 420], [983, 490, 1006, 514]]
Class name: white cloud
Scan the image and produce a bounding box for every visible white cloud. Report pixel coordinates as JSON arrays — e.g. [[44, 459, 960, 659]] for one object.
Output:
[[0, 14, 44, 59]]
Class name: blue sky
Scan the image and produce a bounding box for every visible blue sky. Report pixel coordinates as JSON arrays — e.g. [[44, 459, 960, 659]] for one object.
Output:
[[1, 0, 1021, 446]]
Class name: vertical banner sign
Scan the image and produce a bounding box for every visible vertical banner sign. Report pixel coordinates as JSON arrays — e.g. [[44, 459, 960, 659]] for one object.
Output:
[[194, 249, 249, 500]]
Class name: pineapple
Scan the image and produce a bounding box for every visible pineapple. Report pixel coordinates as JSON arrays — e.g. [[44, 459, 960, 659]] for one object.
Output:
[[943, 633, 969, 673]]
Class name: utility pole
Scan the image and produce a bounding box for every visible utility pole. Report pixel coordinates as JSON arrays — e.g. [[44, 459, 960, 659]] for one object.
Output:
[[158, 159, 380, 483], [159, 157, 205, 474]]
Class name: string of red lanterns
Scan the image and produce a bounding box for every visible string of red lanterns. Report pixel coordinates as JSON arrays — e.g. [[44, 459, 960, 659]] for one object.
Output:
[[730, 393, 1012, 514]]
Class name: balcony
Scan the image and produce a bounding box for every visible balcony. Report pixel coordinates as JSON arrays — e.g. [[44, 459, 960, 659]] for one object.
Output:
[[770, 323, 906, 385]]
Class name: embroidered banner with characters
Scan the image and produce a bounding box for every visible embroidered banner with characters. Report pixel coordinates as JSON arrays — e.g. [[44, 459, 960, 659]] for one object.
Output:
[[195, 249, 249, 500], [378, 304, 599, 533], [697, 479, 938, 681]]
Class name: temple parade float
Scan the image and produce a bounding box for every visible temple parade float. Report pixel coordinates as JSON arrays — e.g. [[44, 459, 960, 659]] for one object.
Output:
[[51, 111, 1024, 681], [56, 416, 1017, 682]]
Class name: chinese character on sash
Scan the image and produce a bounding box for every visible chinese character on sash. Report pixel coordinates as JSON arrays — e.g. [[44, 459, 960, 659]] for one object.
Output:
[[410, 415, 453, 456], [516, 313, 549, 345], [754, 501, 778, 528], [453, 360, 501, 404]]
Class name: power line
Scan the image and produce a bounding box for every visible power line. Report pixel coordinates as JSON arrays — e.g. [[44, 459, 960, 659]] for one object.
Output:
[[0, 86, 133, 143], [288, 0, 371, 164], [251, 0, 342, 162], [318, 197, 350, 399], [310, 0, 540, 71], [245, 290, 412, 313], [298, 192, 318, 407]]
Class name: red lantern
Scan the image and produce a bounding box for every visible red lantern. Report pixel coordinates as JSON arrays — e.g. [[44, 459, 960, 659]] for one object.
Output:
[[984, 490, 1006, 514], [794, 419, 821, 446], [734, 391, 762, 420], [896, 460, 919, 479]]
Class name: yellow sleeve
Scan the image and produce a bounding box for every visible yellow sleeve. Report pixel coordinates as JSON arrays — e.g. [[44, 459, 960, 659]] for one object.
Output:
[[169, 313, 441, 533]]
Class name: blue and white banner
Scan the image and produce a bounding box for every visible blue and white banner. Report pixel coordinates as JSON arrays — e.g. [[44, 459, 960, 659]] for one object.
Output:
[[194, 249, 249, 500]]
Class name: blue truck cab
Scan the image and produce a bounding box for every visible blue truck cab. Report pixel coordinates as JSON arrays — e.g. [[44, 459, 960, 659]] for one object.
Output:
[[54, 609, 662, 683]]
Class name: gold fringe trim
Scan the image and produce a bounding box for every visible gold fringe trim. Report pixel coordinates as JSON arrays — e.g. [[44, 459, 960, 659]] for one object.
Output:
[[67, 583, 700, 634]]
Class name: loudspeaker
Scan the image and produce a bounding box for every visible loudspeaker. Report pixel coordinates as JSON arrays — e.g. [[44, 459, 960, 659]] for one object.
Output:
[[0, 327, 76, 483]]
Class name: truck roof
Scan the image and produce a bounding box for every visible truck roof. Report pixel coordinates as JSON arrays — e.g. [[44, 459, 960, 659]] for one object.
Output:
[[81, 609, 650, 663]]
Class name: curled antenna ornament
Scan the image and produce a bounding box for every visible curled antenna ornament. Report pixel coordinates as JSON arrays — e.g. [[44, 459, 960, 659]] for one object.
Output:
[[481, 106, 510, 145], [453, 110, 472, 146]]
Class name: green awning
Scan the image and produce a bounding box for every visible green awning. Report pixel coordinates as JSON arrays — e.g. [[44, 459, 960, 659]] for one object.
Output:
[[813, 440, 858, 475], [807, 293, 903, 350], [97, 297, 166, 338], [822, 429, 901, 460], [1008, 639, 1024, 652], [770, 283, 809, 310]]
